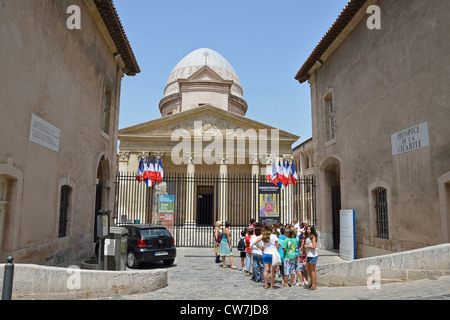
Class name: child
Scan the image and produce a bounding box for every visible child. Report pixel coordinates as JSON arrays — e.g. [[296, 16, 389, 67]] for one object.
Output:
[[281, 228, 298, 287], [238, 229, 247, 271], [296, 230, 308, 286]]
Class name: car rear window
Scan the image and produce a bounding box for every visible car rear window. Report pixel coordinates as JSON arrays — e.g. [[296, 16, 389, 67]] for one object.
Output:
[[140, 228, 172, 239]]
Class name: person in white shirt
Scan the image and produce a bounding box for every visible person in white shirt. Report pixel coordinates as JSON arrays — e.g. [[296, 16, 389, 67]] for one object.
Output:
[[254, 226, 278, 289], [250, 227, 264, 283], [304, 225, 319, 290]]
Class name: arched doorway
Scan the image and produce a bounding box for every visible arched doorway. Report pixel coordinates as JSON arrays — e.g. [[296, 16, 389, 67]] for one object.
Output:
[[438, 172, 450, 243], [94, 156, 110, 243], [321, 157, 341, 250]]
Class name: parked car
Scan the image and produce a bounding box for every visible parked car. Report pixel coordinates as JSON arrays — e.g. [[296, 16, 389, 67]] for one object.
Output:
[[122, 224, 176, 268]]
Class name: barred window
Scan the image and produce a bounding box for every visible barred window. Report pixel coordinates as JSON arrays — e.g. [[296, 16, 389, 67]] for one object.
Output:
[[324, 94, 335, 141], [374, 187, 389, 239], [328, 96, 335, 140], [102, 84, 112, 134], [58, 185, 70, 238]]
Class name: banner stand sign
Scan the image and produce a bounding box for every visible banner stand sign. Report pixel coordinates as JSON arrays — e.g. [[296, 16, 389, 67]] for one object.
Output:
[[258, 183, 280, 226], [339, 209, 356, 261]]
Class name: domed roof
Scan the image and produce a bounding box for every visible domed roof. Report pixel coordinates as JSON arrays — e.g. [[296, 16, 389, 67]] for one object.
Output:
[[164, 48, 243, 98]]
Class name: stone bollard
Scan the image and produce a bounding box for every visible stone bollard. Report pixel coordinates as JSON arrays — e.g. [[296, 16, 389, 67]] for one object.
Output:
[[2, 256, 14, 300]]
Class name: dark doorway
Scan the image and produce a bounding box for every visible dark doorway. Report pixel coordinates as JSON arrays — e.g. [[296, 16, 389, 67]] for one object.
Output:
[[323, 160, 341, 250], [197, 186, 214, 226], [94, 183, 102, 243], [331, 185, 341, 249]]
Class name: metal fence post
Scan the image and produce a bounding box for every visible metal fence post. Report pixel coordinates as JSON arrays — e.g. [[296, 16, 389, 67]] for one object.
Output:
[[2, 256, 14, 300]]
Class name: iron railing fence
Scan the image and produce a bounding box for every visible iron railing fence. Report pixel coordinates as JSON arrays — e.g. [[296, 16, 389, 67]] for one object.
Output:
[[114, 172, 316, 247]]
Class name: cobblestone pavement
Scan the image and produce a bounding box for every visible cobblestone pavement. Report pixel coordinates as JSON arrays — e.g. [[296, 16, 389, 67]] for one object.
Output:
[[102, 248, 450, 301]]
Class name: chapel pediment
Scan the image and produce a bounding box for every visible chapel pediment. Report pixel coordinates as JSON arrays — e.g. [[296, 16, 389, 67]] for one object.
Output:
[[118, 105, 299, 142]]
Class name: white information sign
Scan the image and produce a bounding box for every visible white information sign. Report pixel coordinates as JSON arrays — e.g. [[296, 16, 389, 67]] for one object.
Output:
[[29, 114, 60, 152], [391, 122, 430, 156], [340, 209, 356, 261], [104, 238, 115, 256]]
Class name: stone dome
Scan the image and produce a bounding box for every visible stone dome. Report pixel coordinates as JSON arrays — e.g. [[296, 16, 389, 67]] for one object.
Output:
[[164, 48, 243, 98]]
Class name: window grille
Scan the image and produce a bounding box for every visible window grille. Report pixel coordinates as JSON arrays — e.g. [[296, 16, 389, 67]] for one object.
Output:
[[374, 187, 388, 239], [102, 85, 112, 134], [58, 185, 70, 238], [328, 97, 335, 140]]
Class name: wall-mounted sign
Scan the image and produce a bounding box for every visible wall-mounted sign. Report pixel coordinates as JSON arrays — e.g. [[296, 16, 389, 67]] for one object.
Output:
[[391, 122, 430, 156], [29, 114, 60, 152], [340, 209, 356, 261]]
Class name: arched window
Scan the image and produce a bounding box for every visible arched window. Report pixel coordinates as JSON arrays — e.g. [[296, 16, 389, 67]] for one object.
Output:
[[373, 187, 389, 239]]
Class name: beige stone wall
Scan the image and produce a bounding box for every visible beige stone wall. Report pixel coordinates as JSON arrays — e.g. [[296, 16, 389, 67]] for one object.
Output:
[[181, 90, 229, 112], [309, 0, 450, 257], [0, 0, 123, 264]]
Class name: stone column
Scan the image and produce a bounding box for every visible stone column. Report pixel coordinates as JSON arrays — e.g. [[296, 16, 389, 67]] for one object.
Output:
[[218, 154, 228, 223], [184, 153, 196, 227], [250, 154, 260, 220]]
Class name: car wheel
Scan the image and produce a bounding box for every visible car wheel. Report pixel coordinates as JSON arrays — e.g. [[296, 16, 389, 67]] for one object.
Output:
[[163, 258, 174, 266], [127, 251, 139, 269]]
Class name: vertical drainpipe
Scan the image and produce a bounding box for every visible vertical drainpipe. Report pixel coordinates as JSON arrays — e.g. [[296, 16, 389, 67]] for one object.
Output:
[[0, 178, 8, 256]]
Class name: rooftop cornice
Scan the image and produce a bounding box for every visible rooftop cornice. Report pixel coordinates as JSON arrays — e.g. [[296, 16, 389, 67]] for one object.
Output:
[[294, 0, 372, 83], [91, 0, 140, 76]]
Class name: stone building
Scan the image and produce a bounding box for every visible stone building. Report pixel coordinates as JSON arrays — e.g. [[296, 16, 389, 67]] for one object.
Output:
[[295, 0, 450, 257], [0, 0, 139, 265], [117, 48, 300, 228]]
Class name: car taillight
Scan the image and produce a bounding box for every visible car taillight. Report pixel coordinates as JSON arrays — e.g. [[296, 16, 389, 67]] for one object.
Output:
[[137, 239, 147, 247], [171, 238, 175, 246]]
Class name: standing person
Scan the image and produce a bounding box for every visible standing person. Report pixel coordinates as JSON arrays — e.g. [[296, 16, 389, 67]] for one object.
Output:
[[219, 221, 238, 269], [245, 228, 253, 275], [250, 227, 264, 282], [214, 221, 222, 263], [298, 222, 306, 237], [295, 228, 308, 286], [304, 225, 319, 290], [291, 219, 299, 236], [282, 228, 298, 287], [278, 227, 287, 241], [238, 229, 247, 271], [296, 239, 308, 287], [248, 218, 256, 230], [293, 228, 301, 285], [277, 228, 285, 281], [255, 225, 278, 289]]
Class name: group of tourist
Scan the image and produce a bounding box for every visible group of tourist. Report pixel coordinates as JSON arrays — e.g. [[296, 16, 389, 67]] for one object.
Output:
[[214, 219, 319, 290]]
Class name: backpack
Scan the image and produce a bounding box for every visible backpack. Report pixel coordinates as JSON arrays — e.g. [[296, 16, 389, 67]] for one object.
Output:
[[237, 237, 246, 251]]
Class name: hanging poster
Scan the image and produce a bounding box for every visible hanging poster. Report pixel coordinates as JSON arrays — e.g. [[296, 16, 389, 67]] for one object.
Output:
[[158, 194, 175, 233], [258, 182, 280, 226]]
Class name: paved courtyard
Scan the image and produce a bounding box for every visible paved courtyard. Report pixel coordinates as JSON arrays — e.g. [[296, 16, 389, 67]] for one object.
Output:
[[101, 247, 450, 301]]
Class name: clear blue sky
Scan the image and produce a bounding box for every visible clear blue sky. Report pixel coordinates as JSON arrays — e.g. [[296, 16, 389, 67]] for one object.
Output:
[[114, 0, 349, 146]]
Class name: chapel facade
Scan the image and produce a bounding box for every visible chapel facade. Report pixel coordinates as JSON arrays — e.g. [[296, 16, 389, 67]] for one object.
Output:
[[117, 48, 300, 228]]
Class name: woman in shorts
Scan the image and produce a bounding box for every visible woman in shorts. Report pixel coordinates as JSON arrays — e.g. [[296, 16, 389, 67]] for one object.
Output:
[[304, 225, 319, 290]]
